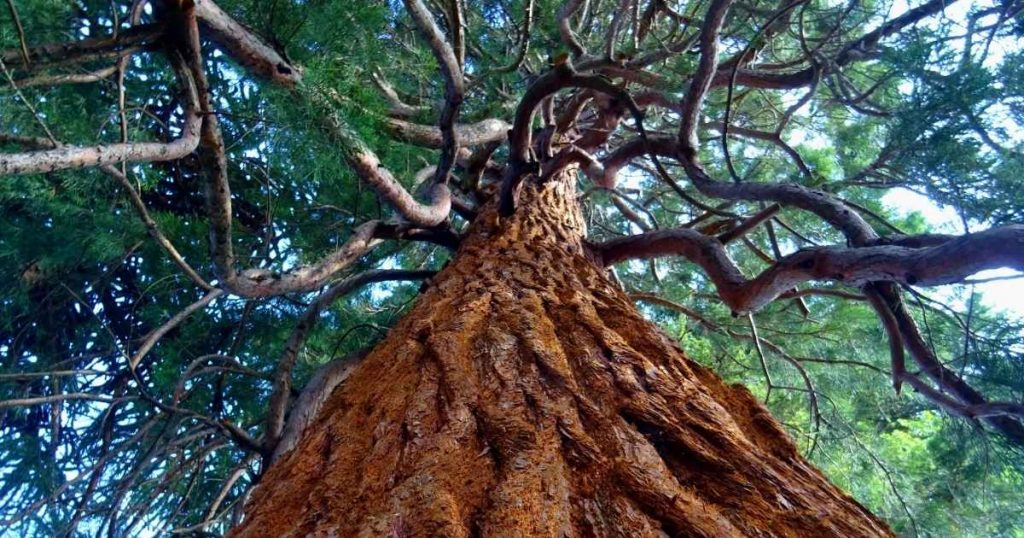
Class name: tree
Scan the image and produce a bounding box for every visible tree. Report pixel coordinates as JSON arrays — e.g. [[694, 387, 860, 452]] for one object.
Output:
[[1, 0, 1023, 535]]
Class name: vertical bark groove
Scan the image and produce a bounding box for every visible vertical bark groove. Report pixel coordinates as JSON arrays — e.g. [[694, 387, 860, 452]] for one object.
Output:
[[232, 177, 892, 537]]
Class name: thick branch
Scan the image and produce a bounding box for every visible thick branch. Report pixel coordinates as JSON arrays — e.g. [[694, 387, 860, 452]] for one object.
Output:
[[323, 109, 452, 226], [11, 65, 117, 88], [0, 57, 200, 176], [599, 224, 1024, 314], [678, 0, 733, 152], [193, 0, 302, 86], [385, 117, 509, 148], [226, 221, 385, 297], [0, 23, 159, 68], [402, 0, 465, 185]]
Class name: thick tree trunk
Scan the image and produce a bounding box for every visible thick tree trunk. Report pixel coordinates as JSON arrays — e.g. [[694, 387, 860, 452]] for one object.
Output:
[[232, 177, 892, 537]]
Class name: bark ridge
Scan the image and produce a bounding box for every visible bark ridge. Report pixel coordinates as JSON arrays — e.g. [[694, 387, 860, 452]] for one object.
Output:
[[233, 180, 892, 537]]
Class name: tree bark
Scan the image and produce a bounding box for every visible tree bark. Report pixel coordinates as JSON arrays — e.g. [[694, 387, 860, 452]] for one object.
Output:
[[231, 175, 892, 537]]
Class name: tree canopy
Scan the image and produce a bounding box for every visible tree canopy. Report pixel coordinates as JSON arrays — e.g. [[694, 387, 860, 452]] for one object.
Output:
[[1, 0, 1023, 535]]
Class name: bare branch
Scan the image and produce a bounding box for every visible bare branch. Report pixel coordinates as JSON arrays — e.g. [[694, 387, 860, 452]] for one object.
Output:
[[0, 55, 200, 176], [678, 0, 733, 153], [746, 314, 775, 401], [0, 393, 124, 409], [885, 288, 1024, 441], [226, 220, 386, 297], [0, 23, 159, 68], [11, 65, 117, 88], [402, 0, 465, 185], [716, 203, 780, 244], [777, 287, 866, 301], [130, 289, 225, 371], [864, 284, 907, 393], [385, 117, 510, 148], [599, 224, 1024, 314], [558, 0, 588, 57], [371, 72, 430, 117], [101, 165, 214, 290], [321, 109, 453, 226], [0, 370, 106, 380], [4, 0, 30, 67], [193, 0, 302, 86]]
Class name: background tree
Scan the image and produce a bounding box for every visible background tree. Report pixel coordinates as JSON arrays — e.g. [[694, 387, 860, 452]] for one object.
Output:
[[1, 0, 1023, 535]]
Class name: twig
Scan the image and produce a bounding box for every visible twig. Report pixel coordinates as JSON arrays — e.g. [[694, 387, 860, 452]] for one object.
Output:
[[748, 314, 774, 403], [5, 0, 32, 68]]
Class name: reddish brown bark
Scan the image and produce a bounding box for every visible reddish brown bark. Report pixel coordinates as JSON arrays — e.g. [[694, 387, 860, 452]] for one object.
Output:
[[232, 176, 892, 537]]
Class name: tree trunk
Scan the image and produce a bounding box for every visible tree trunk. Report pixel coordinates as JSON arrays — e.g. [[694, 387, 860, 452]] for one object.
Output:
[[231, 176, 893, 537]]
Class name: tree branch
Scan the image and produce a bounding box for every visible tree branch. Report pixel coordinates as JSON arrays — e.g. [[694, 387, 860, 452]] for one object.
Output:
[[371, 72, 430, 117], [558, 0, 588, 57], [385, 117, 509, 148], [678, 0, 733, 153], [599, 224, 1024, 314], [193, 0, 302, 86], [319, 106, 453, 226], [0, 54, 200, 176], [402, 0, 465, 185], [0, 393, 125, 410], [0, 23, 159, 68], [129, 289, 225, 370], [10, 65, 117, 88]]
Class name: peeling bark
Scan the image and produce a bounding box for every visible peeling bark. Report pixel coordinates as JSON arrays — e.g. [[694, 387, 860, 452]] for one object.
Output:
[[232, 176, 891, 537]]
